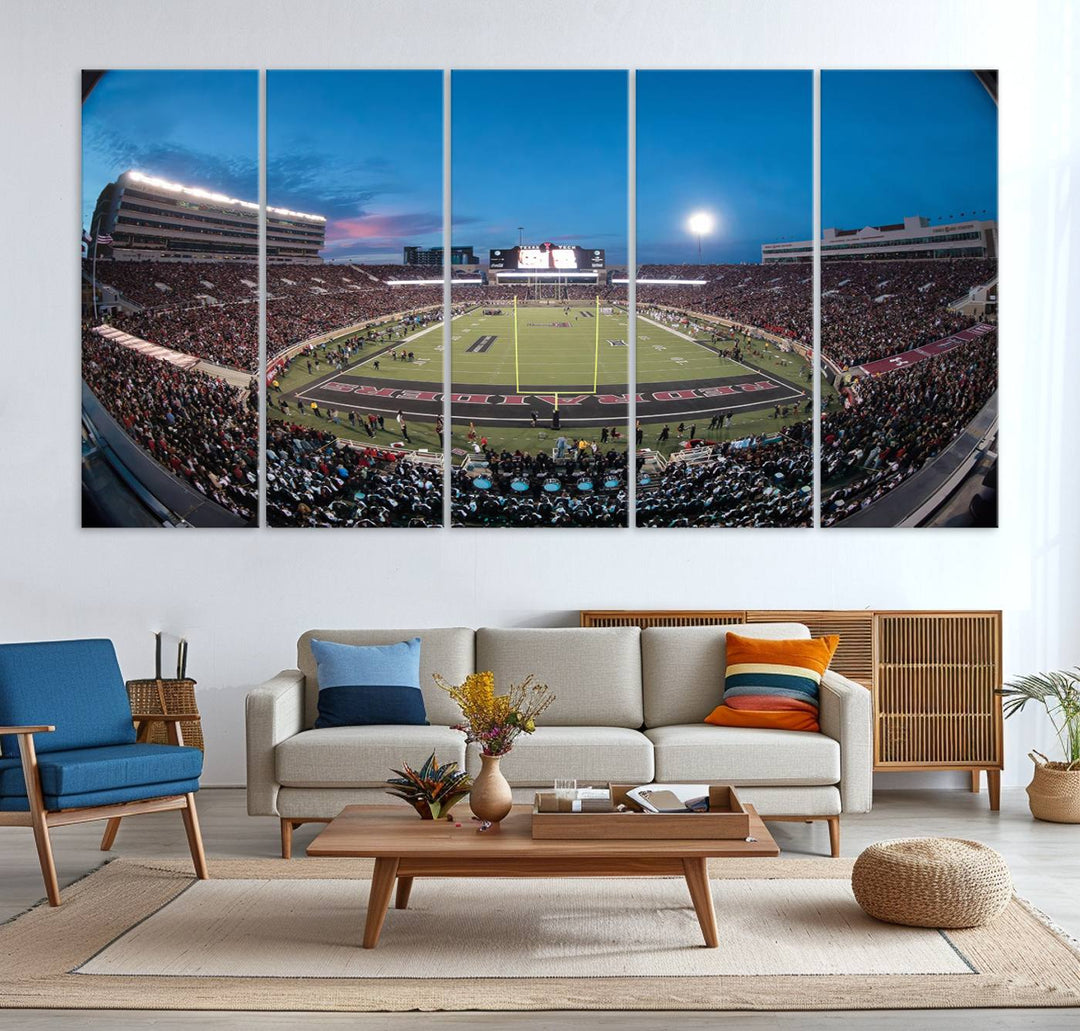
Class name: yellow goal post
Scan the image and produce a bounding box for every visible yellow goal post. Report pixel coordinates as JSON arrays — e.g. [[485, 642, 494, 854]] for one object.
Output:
[[512, 292, 602, 400]]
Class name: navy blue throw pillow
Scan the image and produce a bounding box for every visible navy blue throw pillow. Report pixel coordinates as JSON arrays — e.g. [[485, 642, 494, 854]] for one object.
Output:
[[311, 638, 428, 728]]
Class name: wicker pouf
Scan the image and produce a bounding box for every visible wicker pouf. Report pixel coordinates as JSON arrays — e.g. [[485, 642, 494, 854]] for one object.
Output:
[[852, 837, 1013, 928]]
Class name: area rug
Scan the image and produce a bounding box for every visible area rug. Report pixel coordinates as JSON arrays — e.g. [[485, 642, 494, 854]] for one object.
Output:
[[1, 857, 1078, 1011]]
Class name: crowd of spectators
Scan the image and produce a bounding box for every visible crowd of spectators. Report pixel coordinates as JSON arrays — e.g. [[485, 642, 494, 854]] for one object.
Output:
[[266, 286, 440, 355], [636, 425, 812, 528], [86, 258, 258, 308], [105, 305, 258, 372], [451, 444, 627, 527], [266, 422, 441, 527], [636, 264, 812, 344], [820, 258, 997, 368], [81, 329, 258, 522], [88, 260, 451, 371], [820, 335, 998, 524]]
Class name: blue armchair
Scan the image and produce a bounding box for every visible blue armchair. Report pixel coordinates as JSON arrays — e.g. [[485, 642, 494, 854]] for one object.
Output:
[[0, 639, 208, 906]]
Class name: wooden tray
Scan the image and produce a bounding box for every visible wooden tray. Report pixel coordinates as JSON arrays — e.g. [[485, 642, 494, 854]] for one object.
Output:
[[531, 784, 751, 840]]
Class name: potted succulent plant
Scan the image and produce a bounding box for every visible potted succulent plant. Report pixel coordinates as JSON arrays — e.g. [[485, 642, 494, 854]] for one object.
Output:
[[385, 752, 472, 820], [1000, 668, 1080, 823]]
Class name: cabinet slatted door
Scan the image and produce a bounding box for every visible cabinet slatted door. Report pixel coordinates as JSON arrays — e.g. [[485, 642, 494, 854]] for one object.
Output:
[[874, 612, 1002, 770], [746, 610, 874, 689], [579, 611, 745, 629]]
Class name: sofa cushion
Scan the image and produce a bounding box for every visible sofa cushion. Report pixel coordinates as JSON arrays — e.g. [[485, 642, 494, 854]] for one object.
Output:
[[645, 724, 840, 785], [298, 629, 473, 730], [310, 637, 427, 729], [641, 623, 811, 728], [0, 639, 136, 757], [466, 726, 654, 786], [276, 725, 467, 788], [706, 632, 839, 734], [475, 627, 643, 728]]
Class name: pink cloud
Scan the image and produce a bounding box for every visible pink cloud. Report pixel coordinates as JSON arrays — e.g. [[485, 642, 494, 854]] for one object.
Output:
[[326, 212, 441, 242]]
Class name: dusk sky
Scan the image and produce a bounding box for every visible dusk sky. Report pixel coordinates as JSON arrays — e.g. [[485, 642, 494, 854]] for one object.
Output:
[[452, 70, 628, 264], [82, 70, 257, 233], [83, 69, 996, 267], [268, 71, 442, 262], [637, 71, 812, 264], [823, 71, 998, 229]]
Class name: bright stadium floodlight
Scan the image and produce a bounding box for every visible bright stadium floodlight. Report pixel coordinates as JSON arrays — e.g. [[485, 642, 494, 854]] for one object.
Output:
[[687, 211, 715, 262], [125, 170, 326, 222]]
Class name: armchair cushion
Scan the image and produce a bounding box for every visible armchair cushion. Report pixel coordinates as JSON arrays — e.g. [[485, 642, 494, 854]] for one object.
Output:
[[0, 777, 201, 813], [0, 743, 202, 809], [0, 640, 136, 757]]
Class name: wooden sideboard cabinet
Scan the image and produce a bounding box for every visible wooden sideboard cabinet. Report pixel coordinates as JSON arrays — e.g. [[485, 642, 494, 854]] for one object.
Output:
[[580, 609, 1004, 809]]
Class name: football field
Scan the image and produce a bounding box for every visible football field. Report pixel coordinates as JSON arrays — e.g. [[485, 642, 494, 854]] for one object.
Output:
[[270, 302, 824, 457], [450, 303, 752, 390]]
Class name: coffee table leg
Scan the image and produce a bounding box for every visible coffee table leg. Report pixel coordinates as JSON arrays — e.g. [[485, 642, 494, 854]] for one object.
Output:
[[395, 876, 414, 910], [363, 857, 399, 948], [683, 857, 719, 948]]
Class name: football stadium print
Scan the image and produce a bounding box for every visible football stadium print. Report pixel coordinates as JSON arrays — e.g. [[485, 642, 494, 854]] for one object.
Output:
[[81, 69, 997, 529]]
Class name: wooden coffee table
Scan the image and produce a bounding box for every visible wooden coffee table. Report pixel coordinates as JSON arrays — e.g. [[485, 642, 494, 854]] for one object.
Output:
[[307, 803, 779, 949]]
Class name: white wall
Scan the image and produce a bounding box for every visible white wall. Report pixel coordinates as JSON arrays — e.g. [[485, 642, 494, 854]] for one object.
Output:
[[1, 0, 1076, 788]]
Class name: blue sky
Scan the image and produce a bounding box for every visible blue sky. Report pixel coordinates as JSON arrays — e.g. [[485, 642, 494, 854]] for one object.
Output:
[[637, 71, 812, 264], [82, 69, 996, 265], [82, 70, 257, 233], [452, 70, 628, 263], [823, 71, 998, 229], [268, 71, 442, 262]]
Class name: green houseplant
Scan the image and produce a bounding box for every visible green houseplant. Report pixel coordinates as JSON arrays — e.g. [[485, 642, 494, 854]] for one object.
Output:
[[385, 752, 472, 820], [1000, 669, 1080, 823]]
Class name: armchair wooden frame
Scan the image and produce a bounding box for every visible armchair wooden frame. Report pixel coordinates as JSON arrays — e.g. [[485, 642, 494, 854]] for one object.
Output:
[[0, 716, 209, 907]]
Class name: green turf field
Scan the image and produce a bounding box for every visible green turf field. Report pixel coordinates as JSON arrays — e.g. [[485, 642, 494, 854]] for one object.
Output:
[[267, 303, 835, 459], [452, 304, 627, 390]]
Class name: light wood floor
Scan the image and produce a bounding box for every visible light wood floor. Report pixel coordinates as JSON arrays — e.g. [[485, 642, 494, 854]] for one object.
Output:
[[1, 787, 1077, 1030]]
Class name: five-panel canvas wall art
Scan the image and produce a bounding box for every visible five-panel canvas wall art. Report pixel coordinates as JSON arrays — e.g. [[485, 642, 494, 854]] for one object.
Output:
[[81, 69, 998, 529]]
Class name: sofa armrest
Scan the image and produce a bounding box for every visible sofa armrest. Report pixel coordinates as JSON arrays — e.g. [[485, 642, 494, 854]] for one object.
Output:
[[819, 669, 873, 813], [245, 669, 304, 816]]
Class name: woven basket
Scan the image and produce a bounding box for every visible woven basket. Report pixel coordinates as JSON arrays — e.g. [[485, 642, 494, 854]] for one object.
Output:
[[1027, 750, 1080, 823], [125, 678, 203, 752], [852, 837, 1012, 928]]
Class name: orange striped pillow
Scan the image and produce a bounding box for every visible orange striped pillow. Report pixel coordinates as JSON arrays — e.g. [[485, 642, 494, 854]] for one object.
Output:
[[704, 633, 839, 733]]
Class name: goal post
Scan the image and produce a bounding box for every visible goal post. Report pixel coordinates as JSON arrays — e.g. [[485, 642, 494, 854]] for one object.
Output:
[[513, 293, 520, 393], [512, 293, 604, 396], [593, 294, 601, 393]]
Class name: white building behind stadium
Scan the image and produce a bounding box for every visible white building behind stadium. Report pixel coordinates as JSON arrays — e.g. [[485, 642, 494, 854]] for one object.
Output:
[[761, 214, 997, 263], [89, 170, 326, 262]]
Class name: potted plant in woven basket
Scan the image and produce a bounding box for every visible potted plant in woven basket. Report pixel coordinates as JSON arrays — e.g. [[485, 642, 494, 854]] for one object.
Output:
[[1000, 668, 1080, 823]]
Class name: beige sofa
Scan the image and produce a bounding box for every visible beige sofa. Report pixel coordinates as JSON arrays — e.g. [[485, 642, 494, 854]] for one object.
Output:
[[246, 624, 872, 858]]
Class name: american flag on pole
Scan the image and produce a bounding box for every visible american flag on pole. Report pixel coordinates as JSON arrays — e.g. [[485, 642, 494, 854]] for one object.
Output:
[[96, 233, 113, 244], [82, 230, 92, 245]]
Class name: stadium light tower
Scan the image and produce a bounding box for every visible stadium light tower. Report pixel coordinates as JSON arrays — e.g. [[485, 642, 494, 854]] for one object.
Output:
[[687, 211, 715, 263], [517, 226, 525, 246]]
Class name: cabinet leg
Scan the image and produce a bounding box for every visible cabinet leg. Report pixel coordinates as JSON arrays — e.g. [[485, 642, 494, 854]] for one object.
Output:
[[986, 769, 1001, 811], [970, 769, 981, 793]]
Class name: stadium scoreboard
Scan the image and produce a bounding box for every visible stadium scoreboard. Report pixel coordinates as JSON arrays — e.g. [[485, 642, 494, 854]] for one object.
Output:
[[489, 244, 605, 270]]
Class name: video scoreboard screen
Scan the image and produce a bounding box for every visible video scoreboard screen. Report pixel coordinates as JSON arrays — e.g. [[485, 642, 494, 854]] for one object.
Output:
[[489, 244, 605, 270]]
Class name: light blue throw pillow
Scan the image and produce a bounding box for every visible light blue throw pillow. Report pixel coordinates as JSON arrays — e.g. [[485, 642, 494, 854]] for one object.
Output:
[[310, 637, 427, 728]]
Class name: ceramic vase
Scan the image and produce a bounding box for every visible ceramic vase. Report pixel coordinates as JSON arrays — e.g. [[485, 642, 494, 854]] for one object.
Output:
[[469, 752, 513, 824]]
